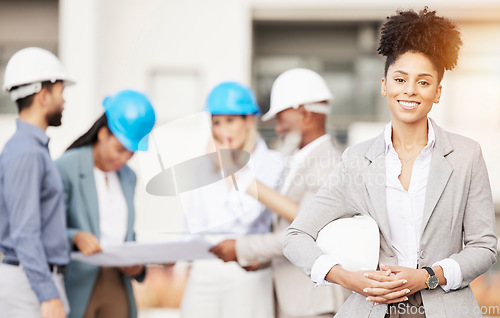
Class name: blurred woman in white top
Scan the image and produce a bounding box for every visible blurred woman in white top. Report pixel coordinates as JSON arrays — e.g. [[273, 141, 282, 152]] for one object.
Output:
[[180, 82, 284, 318]]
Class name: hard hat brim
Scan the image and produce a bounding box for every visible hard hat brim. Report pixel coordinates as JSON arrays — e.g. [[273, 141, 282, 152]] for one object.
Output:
[[2, 77, 76, 92], [63, 78, 76, 87], [112, 128, 151, 152], [261, 109, 277, 122]]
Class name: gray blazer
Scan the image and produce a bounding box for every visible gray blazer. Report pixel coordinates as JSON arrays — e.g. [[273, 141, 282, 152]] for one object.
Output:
[[236, 136, 350, 316], [283, 119, 497, 318]]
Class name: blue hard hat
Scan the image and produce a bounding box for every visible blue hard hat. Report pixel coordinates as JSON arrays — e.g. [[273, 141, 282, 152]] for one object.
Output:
[[103, 90, 156, 151], [205, 82, 261, 115]]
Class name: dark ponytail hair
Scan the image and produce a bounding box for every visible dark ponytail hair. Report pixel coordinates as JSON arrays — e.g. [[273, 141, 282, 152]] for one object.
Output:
[[66, 113, 109, 151]]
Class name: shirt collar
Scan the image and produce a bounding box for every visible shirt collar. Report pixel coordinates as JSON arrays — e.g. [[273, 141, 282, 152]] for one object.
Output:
[[16, 119, 50, 146], [291, 134, 330, 164], [384, 117, 435, 154], [251, 138, 268, 159]]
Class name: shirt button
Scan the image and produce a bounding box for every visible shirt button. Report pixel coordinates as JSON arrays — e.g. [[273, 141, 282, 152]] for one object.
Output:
[[420, 250, 426, 259]]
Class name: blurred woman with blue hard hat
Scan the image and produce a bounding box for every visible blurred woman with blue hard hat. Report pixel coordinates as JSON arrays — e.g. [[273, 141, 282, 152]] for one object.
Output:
[[55, 90, 155, 318], [206, 81, 261, 153], [180, 82, 284, 318]]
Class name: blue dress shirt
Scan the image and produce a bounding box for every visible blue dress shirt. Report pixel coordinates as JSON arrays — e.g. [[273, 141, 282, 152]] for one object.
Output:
[[0, 120, 70, 303]]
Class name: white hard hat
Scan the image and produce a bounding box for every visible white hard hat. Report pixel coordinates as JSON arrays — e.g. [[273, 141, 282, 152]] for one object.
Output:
[[3, 47, 75, 101], [262, 68, 333, 121], [316, 215, 380, 272]]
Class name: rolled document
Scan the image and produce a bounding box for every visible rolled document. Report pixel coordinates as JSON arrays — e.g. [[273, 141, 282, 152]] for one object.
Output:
[[71, 238, 216, 266]]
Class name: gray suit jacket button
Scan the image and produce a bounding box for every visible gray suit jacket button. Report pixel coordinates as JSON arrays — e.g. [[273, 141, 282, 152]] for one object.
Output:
[[420, 250, 426, 259]]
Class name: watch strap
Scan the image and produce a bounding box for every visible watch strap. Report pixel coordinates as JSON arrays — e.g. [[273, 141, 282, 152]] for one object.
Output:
[[422, 266, 435, 276]]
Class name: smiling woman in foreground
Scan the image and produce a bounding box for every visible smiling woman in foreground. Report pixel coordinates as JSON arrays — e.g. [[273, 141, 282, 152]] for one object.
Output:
[[283, 8, 497, 318]]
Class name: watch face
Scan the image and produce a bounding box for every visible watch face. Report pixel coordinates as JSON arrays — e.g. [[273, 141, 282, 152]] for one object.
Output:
[[427, 275, 439, 289]]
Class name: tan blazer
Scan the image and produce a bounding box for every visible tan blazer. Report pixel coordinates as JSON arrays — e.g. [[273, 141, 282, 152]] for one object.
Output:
[[283, 119, 498, 318], [236, 136, 350, 317]]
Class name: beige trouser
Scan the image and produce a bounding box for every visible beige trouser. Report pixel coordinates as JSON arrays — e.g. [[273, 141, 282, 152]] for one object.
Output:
[[83, 267, 128, 318], [181, 259, 274, 318], [0, 263, 70, 317], [385, 292, 426, 318]]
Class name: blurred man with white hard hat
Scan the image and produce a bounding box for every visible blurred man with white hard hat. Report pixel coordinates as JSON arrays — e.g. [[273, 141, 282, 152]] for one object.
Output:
[[212, 68, 350, 318], [0, 47, 75, 318]]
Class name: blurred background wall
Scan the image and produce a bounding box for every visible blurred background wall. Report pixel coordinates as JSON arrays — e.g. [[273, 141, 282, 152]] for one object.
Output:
[[1, 0, 499, 317]]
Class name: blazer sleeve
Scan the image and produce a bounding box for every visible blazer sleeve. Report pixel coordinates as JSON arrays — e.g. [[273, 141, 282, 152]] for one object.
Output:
[[449, 143, 497, 288], [283, 147, 357, 277], [129, 231, 147, 282], [55, 159, 79, 250], [127, 169, 147, 283], [236, 228, 286, 266]]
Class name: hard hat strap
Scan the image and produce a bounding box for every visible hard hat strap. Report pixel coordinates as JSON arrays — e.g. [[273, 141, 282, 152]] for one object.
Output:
[[9, 82, 42, 101], [303, 102, 330, 115]]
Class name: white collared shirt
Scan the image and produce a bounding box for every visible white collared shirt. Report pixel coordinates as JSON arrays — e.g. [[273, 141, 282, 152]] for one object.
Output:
[[185, 139, 284, 237], [93, 168, 128, 247], [384, 118, 435, 269], [311, 118, 462, 292]]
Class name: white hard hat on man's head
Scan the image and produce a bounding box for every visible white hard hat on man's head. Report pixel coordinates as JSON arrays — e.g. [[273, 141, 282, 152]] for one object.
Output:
[[262, 68, 333, 121], [3, 47, 75, 101]]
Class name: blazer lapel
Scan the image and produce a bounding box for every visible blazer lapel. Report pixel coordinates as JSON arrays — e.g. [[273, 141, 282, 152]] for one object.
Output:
[[363, 133, 393, 249], [117, 167, 135, 241], [78, 146, 101, 238], [421, 119, 453, 234]]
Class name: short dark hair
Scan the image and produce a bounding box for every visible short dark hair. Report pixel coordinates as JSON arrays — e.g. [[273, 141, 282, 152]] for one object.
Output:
[[14, 81, 60, 113], [377, 7, 462, 82]]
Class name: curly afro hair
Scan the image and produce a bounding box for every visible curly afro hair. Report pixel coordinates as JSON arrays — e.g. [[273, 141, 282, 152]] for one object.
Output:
[[378, 7, 462, 82]]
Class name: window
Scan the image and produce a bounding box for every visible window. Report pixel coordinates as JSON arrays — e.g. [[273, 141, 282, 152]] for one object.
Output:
[[253, 21, 386, 145]]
